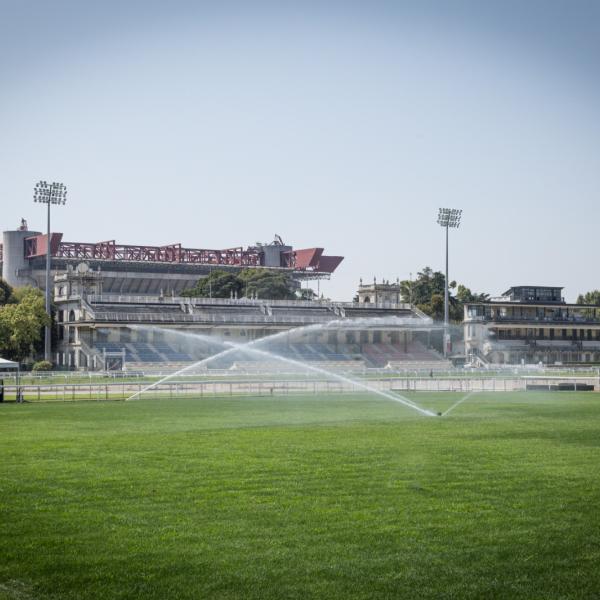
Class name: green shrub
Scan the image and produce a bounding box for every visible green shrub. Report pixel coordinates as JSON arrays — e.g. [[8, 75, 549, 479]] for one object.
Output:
[[32, 360, 53, 372]]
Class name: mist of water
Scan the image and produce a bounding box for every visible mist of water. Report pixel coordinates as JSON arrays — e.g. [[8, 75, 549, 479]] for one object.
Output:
[[442, 391, 475, 416], [126, 322, 437, 417], [221, 338, 437, 417]]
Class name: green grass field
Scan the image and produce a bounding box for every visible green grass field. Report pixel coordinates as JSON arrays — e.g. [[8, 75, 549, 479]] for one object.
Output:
[[2, 391, 600, 599]]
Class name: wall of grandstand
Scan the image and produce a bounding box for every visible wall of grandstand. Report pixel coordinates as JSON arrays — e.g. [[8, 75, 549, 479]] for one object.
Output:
[[53, 294, 445, 370]]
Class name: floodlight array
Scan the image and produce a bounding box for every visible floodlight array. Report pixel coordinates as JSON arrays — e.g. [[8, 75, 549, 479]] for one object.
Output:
[[437, 207, 462, 228], [34, 181, 67, 205]]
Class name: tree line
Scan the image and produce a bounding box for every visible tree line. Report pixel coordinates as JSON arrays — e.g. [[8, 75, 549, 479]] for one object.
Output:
[[181, 268, 314, 301], [0, 280, 49, 362], [398, 267, 489, 322]]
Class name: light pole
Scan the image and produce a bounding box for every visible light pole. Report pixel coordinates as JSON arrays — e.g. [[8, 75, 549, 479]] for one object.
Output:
[[437, 207, 461, 357], [34, 181, 67, 362]]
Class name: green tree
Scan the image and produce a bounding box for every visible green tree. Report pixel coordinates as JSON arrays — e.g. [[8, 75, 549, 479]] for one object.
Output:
[[182, 268, 297, 300], [420, 294, 444, 320], [0, 278, 13, 306], [0, 287, 49, 362], [239, 269, 296, 300], [577, 290, 600, 305], [400, 268, 487, 323], [401, 268, 456, 304], [455, 284, 489, 304], [298, 288, 316, 301], [181, 270, 242, 299]]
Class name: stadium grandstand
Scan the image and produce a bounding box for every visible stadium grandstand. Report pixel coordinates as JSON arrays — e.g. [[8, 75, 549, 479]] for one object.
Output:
[[464, 285, 600, 365], [50, 267, 447, 371], [2, 220, 449, 372]]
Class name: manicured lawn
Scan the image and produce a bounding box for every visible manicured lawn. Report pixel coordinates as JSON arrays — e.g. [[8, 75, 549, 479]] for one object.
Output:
[[1, 392, 600, 599]]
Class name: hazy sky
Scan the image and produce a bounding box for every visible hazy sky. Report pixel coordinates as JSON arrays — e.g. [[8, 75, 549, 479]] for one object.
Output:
[[1, 0, 599, 301]]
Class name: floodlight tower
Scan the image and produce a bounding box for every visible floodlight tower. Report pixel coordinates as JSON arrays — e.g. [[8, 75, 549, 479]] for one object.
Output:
[[437, 207, 462, 357], [34, 181, 67, 362]]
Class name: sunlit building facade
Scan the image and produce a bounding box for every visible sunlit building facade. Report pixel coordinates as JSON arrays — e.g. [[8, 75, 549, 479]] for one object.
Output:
[[464, 286, 600, 365]]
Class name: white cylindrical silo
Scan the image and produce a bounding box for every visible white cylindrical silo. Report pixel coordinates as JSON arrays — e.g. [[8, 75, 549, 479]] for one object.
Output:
[[2, 229, 42, 288]]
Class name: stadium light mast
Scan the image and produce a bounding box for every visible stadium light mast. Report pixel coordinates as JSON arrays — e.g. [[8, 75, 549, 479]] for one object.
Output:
[[437, 207, 462, 357], [34, 181, 67, 362]]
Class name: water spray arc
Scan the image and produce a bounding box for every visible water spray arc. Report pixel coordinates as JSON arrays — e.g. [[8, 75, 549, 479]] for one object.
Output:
[[125, 322, 330, 401], [126, 322, 438, 417], [442, 391, 474, 416], [221, 339, 437, 417]]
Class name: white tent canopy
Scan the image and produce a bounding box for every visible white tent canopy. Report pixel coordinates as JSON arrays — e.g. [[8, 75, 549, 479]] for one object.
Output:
[[0, 357, 20, 402], [0, 357, 18, 370]]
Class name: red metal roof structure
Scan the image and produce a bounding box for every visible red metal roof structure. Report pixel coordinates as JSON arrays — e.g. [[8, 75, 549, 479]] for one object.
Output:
[[21, 234, 343, 274], [281, 248, 344, 273]]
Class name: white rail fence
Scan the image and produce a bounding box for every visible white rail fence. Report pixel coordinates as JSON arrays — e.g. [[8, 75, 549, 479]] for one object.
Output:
[[1, 376, 598, 403]]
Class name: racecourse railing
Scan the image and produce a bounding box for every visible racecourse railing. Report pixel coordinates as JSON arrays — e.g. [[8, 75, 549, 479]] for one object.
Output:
[[3, 365, 600, 386], [1, 374, 599, 403]]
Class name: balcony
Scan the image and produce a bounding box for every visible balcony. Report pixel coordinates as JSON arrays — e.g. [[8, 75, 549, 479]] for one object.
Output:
[[465, 314, 600, 325]]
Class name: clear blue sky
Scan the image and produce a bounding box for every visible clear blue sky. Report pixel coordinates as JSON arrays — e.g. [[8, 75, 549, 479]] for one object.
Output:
[[1, 0, 599, 301]]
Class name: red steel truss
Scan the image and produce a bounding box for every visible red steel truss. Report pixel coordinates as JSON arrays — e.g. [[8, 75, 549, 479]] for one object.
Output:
[[20, 234, 343, 273], [49, 240, 261, 266]]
